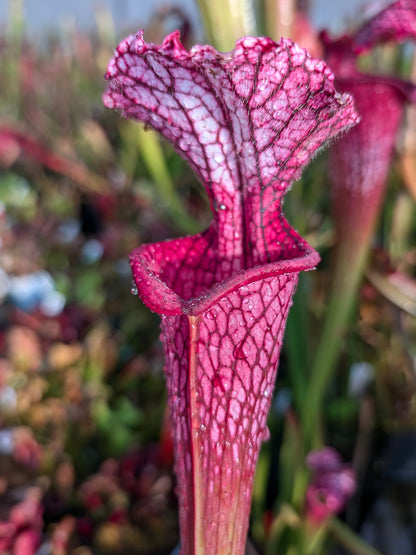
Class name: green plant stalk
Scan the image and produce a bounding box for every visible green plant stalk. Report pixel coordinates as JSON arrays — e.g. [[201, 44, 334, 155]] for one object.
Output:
[[282, 178, 313, 413], [94, 4, 116, 49], [278, 411, 304, 507], [136, 126, 200, 234], [251, 447, 270, 545], [328, 517, 383, 555], [268, 506, 382, 555], [265, 504, 302, 555], [196, 0, 258, 51], [285, 274, 309, 409], [7, 0, 24, 41], [264, 0, 295, 40], [301, 228, 370, 447], [292, 464, 310, 511], [304, 522, 329, 555], [389, 190, 415, 262]]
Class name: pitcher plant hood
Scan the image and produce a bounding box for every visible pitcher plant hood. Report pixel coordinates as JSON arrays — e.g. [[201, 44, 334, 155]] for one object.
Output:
[[104, 31, 359, 554]]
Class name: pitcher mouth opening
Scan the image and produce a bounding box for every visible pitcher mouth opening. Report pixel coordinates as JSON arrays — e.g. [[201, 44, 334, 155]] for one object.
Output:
[[129, 228, 319, 316]]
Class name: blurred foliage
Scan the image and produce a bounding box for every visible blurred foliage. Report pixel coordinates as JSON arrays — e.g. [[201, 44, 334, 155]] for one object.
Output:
[[0, 4, 210, 553]]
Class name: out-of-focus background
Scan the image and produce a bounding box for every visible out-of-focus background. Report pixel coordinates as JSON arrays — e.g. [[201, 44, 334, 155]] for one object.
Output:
[[0, 0, 391, 38]]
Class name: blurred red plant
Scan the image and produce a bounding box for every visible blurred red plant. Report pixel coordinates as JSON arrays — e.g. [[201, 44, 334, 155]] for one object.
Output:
[[305, 447, 356, 525], [324, 0, 416, 257], [0, 493, 43, 555]]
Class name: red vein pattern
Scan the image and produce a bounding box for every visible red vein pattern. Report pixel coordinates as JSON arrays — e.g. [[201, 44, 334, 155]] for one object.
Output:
[[162, 274, 295, 552], [104, 32, 359, 554]]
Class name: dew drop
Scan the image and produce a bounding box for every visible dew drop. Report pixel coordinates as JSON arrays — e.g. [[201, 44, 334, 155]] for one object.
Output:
[[213, 151, 225, 164], [219, 203, 226, 210], [130, 281, 138, 295], [233, 339, 247, 360]]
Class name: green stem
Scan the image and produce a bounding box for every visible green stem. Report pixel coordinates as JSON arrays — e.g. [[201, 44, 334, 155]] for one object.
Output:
[[285, 274, 309, 410], [264, 0, 295, 40], [328, 518, 382, 555], [196, 0, 258, 51], [301, 235, 369, 447], [7, 0, 25, 41], [5, 0, 24, 117], [265, 504, 302, 555], [305, 523, 329, 555]]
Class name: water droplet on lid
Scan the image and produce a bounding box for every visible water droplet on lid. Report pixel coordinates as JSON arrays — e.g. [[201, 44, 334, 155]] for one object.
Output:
[[130, 281, 138, 295], [233, 339, 247, 360]]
